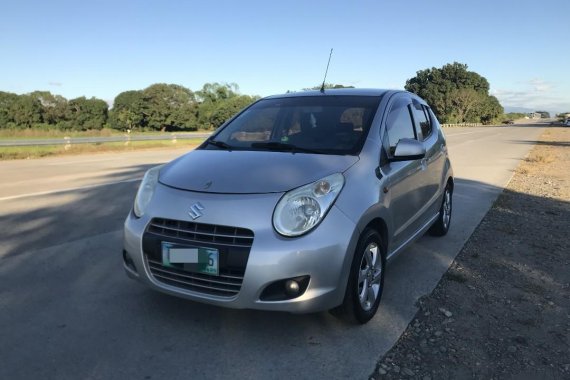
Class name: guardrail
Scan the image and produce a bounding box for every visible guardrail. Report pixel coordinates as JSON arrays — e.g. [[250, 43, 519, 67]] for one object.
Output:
[[0, 132, 212, 147], [441, 123, 483, 128]]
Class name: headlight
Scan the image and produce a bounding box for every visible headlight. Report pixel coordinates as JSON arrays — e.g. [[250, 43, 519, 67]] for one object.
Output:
[[273, 173, 345, 237], [133, 165, 162, 218]]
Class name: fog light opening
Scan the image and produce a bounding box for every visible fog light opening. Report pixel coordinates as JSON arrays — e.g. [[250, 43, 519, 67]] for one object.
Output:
[[285, 280, 300, 296], [122, 249, 138, 274], [259, 276, 310, 301]]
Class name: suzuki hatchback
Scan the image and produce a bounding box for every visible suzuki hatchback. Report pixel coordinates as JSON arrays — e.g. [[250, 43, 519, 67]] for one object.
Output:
[[123, 89, 453, 324]]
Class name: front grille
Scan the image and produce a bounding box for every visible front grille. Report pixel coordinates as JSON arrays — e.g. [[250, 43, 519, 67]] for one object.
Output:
[[143, 218, 254, 298], [146, 257, 243, 297], [147, 218, 254, 248]]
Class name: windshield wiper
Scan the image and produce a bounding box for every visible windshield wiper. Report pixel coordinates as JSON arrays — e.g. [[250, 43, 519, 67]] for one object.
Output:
[[206, 139, 233, 150], [250, 142, 322, 154]]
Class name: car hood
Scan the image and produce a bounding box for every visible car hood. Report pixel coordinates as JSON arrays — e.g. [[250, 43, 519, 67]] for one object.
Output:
[[159, 150, 359, 194]]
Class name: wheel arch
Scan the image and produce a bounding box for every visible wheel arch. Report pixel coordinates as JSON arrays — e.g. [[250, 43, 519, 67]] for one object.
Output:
[[363, 218, 388, 251], [335, 210, 391, 308], [447, 176, 454, 191]]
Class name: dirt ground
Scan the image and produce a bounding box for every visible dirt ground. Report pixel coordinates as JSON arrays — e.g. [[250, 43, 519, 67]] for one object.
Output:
[[371, 127, 570, 380]]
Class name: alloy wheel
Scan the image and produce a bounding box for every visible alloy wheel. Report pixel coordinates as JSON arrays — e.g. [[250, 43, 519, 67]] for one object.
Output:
[[442, 188, 451, 229], [357, 242, 383, 311]]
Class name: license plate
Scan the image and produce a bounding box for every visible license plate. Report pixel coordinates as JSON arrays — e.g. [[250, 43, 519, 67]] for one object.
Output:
[[161, 242, 219, 276]]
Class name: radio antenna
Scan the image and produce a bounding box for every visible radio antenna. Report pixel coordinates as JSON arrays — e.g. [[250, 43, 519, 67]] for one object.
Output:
[[320, 48, 333, 93]]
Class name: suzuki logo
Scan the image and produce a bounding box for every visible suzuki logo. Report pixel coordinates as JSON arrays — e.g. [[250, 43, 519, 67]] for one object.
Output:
[[189, 202, 205, 220]]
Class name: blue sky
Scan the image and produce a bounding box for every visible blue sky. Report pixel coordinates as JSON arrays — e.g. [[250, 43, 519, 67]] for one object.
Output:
[[1, 0, 569, 114]]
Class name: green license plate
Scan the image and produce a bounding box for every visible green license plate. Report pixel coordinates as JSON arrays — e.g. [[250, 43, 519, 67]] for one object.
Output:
[[161, 242, 219, 276]]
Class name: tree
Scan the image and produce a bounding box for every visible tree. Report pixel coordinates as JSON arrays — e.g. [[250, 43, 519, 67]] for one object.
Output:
[[30, 91, 67, 125], [141, 83, 197, 131], [303, 83, 355, 91], [0, 91, 18, 128], [196, 82, 239, 103], [10, 94, 43, 127], [196, 82, 238, 127], [535, 111, 550, 118], [110, 90, 146, 130], [66, 97, 108, 130], [196, 83, 257, 129], [1, 82, 260, 131], [448, 88, 482, 123], [209, 95, 257, 129], [478, 95, 503, 125], [405, 62, 499, 124]]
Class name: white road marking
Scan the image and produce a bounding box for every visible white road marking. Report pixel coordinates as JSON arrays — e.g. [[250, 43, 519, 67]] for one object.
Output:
[[0, 178, 142, 201]]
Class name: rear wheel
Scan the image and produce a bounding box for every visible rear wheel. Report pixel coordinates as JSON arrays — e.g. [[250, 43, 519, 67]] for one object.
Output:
[[332, 228, 386, 324], [429, 182, 452, 236]]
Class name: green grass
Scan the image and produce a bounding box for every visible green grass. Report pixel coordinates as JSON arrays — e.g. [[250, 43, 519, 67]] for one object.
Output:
[[0, 139, 204, 160]]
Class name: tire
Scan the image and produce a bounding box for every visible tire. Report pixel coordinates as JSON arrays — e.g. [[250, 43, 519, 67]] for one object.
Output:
[[429, 182, 452, 236], [332, 228, 386, 324]]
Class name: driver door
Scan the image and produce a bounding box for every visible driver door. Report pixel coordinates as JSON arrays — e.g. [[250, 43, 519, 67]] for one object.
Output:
[[381, 95, 428, 250]]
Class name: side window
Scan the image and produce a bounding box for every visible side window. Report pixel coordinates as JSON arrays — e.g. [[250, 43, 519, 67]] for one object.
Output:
[[386, 97, 416, 154], [426, 107, 440, 129], [411, 101, 432, 140]]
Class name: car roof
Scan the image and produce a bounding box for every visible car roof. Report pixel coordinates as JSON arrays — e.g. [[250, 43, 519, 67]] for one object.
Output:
[[263, 88, 397, 99]]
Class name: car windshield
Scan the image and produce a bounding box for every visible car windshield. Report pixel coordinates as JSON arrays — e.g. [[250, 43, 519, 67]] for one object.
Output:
[[205, 95, 382, 155]]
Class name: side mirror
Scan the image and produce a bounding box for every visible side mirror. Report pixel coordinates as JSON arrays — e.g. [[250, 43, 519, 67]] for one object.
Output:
[[390, 138, 425, 162]]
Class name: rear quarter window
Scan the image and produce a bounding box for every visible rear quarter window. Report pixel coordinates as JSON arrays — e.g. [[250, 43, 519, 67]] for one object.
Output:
[[411, 101, 432, 140]]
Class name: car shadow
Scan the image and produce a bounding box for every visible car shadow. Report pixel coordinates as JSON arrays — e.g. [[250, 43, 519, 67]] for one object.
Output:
[[510, 140, 570, 148]]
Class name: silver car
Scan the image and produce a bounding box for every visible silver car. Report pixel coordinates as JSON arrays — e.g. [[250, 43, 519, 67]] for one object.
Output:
[[123, 89, 453, 324]]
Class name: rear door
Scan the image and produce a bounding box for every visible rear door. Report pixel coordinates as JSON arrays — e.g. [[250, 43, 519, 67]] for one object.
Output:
[[410, 100, 446, 220]]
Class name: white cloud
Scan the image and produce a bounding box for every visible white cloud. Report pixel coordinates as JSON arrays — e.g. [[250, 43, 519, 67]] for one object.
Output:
[[492, 78, 570, 114], [48, 81, 62, 87], [528, 78, 552, 93]]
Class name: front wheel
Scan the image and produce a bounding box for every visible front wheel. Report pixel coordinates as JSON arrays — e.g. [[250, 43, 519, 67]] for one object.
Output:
[[332, 229, 386, 324], [429, 182, 453, 236]]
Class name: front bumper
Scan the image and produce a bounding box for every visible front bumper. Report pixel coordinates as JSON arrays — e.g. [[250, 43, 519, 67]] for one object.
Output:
[[123, 183, 359, 313]]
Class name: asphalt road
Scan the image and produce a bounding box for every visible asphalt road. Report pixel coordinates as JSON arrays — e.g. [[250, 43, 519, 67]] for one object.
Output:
[[0, 126, 544, 379]]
